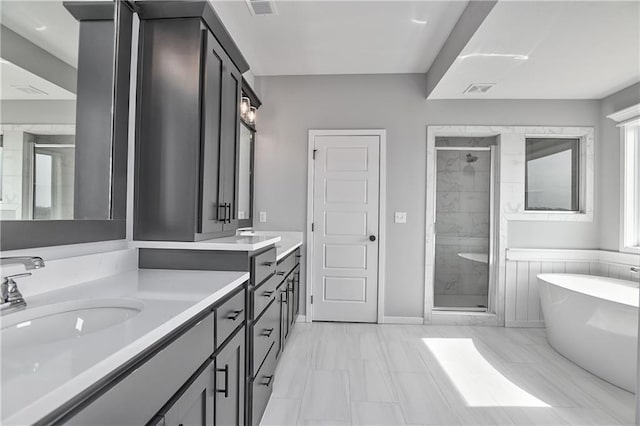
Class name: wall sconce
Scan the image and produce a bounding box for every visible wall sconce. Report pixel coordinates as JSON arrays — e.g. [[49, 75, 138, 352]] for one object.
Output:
[[240, 96, 250, 121], [247, 106, 257, 125]]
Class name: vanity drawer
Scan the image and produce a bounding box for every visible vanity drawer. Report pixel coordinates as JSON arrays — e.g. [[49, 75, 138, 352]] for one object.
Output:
[[276, 250, 297, 279], [216, 288, 245, 348], [67, 313, 215, 425], [252, 298, 279, 376], [252, 272, 279, 317], [252, 247, 276, 286], [251, 342, 277, 426]]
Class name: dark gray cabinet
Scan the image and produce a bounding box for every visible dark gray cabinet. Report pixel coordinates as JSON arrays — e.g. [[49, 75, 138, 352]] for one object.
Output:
[[215, 328, 245, 426], [150, 360, 215, 426], [134, 4, 246, 241]]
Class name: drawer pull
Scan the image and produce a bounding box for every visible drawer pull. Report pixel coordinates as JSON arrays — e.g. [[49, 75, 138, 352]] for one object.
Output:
[[276, 271, 285, 276], [262, 290, 274, 297], [227, 309, 243, 321], [261, 328, 274, 337], [262, 261, 274, 267], [216, 365, 229, 398], [261, 375, 274, 387]]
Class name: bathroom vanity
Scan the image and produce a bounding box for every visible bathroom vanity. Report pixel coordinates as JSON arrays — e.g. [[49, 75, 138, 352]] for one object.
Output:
[[135, 235, 303, 426], [1, 269, 249, 425]]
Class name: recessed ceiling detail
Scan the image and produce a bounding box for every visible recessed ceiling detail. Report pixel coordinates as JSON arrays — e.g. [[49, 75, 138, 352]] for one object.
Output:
[[430, 1, 640, 100], [211, 1, 468, 76]]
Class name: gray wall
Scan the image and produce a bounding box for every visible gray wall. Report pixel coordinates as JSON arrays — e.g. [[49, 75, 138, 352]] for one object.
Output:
[[1, 100, 76, 124], [253, 73, 601, 317], [597, 83, 640, 251]]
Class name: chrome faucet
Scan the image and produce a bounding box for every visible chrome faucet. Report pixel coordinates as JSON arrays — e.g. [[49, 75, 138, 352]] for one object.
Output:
[[1, 256, 45, 270], [1, 256, 45, 313]]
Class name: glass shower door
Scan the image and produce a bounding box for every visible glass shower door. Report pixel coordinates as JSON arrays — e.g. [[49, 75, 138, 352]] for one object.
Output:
[[434, 148, 491, 311]]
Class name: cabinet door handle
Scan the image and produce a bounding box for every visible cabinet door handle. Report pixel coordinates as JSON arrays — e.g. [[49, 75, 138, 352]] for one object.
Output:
[[225, 203, 231, 223], [261, 375, 274, 387], [261, 328, 274, 337], [216, 365, 229, 398], [262, 290, 274, 297], [262, 261, 274, 267], [227, 309, 243, 321], [218, 204, 227, 222], [276, 271, 285, 276]]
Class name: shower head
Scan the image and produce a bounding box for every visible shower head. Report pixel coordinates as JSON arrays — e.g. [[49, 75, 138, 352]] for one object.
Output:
[[466, 153, 478, 163]]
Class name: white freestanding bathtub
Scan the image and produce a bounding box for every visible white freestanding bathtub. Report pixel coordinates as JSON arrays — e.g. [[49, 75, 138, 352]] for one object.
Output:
[[538, 273, 639, 393]]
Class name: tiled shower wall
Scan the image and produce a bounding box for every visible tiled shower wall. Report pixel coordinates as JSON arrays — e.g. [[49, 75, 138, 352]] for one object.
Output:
[[434, 150, 491, 307]]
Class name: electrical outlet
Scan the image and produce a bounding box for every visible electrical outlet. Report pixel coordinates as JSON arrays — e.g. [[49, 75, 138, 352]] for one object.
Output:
[[259, 211, 267, 223], [394, 212, 407, 224]]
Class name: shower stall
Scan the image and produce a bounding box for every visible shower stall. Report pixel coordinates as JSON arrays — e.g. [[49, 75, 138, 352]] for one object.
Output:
[[433, 137, 497, 311]]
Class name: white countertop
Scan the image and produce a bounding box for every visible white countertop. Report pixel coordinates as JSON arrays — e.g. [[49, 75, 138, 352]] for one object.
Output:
[[1, 269, 249, 425], [238, 231, 303, 261], [131, 234, 281, 251]]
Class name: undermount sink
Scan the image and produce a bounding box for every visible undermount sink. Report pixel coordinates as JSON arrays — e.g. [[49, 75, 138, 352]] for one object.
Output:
[[1, 298, 143, 348]]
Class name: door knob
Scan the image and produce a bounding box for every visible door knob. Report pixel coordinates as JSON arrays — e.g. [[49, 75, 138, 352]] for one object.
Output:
[[369, 235, 376, 242]]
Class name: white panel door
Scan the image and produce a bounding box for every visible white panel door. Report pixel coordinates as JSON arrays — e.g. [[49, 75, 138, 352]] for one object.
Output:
[[312, 134, 380, 322]]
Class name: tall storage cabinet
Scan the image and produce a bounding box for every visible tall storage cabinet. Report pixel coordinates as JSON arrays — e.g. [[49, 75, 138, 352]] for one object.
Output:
[[134, 2, 247, 241]]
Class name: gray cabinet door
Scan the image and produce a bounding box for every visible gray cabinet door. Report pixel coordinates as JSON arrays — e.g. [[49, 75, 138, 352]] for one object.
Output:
[[199, 29, 224, 235], [161, 361, 215, 426], [219, 61, 241, 233], [215, 327, 245, 426]]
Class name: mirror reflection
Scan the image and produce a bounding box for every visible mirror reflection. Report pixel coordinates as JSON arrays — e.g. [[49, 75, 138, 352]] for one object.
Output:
[[0, 0, 115, 221], [238, 124, 253, 221]]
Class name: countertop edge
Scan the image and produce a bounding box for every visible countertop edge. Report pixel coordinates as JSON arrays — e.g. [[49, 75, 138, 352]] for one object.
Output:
[[130, 236, 281, 251], [5, 272, 250, 426], [276, 241, 303, 262]]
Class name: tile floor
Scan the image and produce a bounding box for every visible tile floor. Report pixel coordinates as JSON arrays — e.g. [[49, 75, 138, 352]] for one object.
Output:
[[260, 323, 636, 426]]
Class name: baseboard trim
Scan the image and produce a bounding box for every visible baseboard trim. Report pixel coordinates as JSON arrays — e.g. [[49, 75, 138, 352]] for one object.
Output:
[[382, 316, 424, 325], [506, 320, 545, 328]]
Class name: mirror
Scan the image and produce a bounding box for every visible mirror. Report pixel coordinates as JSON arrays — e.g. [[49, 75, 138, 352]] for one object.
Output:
[[0, 0, 117, 221], [238, 122, 254, 225], [0, 1, 132, 250]]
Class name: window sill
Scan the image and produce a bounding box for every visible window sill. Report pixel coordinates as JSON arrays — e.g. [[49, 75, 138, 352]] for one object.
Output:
[[504, 211, 593, 222], [620, 246, 640, 255]]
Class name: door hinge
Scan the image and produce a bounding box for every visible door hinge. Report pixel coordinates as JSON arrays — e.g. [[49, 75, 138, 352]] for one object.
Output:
[[311, 223, 314, 232], [313, 149, 318, 160], [310, 295, 314, 304]]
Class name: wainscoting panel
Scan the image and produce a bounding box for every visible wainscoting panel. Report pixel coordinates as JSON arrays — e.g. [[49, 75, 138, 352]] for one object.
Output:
[[505, 249, 640, 327]]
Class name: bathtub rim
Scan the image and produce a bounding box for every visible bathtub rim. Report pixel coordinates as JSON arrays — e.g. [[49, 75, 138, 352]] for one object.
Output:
[[537, 273, 639, 308]]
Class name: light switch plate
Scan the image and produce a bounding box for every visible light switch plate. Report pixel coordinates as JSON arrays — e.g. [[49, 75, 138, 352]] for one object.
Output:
[[394, 212, 407, 223], [259, 211, 267, 223]]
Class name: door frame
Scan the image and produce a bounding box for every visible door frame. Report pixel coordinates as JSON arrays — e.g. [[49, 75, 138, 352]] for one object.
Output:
[[305, 129, 387, 324]]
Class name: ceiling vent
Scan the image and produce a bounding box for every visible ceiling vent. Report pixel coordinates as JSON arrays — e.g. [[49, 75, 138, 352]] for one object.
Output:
[[245, 0, 277, 16], [11, 85, 48, 95], [463, 83, 495, 95]]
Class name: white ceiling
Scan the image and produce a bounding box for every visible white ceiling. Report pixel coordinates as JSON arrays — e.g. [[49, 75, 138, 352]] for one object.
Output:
[[0, 61, 76, 100], [1, 1, 81, 67], [211, 0, 469, 76], [429, 1, 640, 100]]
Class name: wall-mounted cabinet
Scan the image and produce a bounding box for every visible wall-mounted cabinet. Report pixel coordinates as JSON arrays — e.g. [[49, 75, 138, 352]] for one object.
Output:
[[134, 2, 249, 241]]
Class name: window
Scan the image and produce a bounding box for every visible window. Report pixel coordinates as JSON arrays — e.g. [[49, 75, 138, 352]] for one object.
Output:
[[525, 138, 580, 211], [621, 120, 640, 253], [608, 103, 640, 254]]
